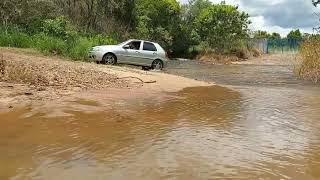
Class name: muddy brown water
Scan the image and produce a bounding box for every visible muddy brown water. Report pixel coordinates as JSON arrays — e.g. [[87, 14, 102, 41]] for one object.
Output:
[[1, 61, 320, 179]]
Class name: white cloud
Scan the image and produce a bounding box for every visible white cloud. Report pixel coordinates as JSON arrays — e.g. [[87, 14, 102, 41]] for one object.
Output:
[[249, 16, 298, 37]]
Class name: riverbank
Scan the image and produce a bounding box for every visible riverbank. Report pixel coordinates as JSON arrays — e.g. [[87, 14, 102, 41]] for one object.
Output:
[[232, 53, 298, 66], [1, 50, 320, 180], [0, 48, 211, 113]]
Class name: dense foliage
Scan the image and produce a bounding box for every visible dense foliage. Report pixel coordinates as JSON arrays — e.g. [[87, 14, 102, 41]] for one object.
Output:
[[253, 29, 306, 41], [195, 3, 250, 52], [287, 29, 303, 40], [253, 31, 281, 40], [0, 0, 251, 59]]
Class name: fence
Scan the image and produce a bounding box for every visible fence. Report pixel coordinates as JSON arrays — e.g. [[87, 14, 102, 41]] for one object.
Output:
[[249, 38, 303, 54], [267, 39, 302, 54], [248, 39, 268, 53]]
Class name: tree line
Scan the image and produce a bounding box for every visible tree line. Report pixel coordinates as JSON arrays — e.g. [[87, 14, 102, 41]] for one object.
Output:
[[0, 0, 252, 57], [253, 29, 305, 40], [0, 0, 318, 59]]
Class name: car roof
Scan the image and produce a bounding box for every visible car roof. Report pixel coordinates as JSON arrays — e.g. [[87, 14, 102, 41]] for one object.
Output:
[[128, 39, 157, 44]]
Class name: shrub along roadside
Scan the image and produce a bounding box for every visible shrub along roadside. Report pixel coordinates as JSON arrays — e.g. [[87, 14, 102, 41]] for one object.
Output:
[[296, 37, 320, 83], [0, 27, 117, 61]]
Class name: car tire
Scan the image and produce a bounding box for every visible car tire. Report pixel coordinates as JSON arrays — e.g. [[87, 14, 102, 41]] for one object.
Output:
[[102, 53, 117, 65], [151, 59, 164, 70]]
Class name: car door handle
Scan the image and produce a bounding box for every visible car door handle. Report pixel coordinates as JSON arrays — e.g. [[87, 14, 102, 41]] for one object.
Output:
[[153, 52, 157, 55], [135, 51, 140, 53]]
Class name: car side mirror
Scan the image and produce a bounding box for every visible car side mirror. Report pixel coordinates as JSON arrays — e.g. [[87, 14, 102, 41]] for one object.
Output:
[[123, 45, 130, 49]]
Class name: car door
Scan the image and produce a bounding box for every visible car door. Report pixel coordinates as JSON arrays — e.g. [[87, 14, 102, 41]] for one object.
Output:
[[121, 40, 142, 65], [139, 41, 158, 66]]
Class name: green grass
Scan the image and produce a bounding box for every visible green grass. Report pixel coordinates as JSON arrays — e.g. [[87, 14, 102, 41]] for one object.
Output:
[[0, 31, 32, 48], [0, 28, 117, 61]]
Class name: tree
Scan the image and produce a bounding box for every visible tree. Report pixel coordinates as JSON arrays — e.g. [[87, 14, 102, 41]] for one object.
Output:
[[270, 32, 281, 40], [183, 0, 212, 22], [287, 29, 302, 40], [0, 0, 57, 34], [195, 3, 250, 52], [51, 0, 137, 35], [0, 0, 22, 33], [135, 0, 181, 48], [253, 30, 270, 39], [172, 0, 210, 56], [253, 31, 281, 40], [0, 0, 256, 57]]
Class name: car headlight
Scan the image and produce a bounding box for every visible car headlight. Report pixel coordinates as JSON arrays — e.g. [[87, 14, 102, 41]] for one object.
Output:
[[91, 47, 100, 51]]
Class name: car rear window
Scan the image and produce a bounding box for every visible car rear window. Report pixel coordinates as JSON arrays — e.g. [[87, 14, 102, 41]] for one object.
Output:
[[143, 42, 157, 51]]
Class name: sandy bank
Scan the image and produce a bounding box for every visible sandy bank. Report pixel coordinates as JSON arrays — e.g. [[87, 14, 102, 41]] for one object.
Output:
[[0, 48, 212, 112]]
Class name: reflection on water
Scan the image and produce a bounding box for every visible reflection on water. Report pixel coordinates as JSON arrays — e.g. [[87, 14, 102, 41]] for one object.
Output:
[[1, 86, 320, 179]]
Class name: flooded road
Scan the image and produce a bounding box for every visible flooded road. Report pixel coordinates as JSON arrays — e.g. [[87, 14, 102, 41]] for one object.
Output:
[[1, 60, 320, 179], [165, 60, 314, 87]]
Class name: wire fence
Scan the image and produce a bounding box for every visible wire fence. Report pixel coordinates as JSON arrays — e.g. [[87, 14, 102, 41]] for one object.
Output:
[[267, 39, 302, 54], [249, 38, 303, 54]]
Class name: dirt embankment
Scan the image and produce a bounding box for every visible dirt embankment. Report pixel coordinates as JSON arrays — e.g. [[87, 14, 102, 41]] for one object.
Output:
[[195, 49, 297, 66], [196, 48, 263, 65], [0, 48, 211, 112]]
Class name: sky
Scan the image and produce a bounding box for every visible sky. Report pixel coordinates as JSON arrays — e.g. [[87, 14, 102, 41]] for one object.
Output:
[[180, 0, 320, 37]]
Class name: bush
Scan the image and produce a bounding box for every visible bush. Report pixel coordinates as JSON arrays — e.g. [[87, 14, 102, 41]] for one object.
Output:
[[196, 51, 239, 64], [89, 34, 118, 46], [33, 33, 67, 55], [0, 30, 32, 48], [251, 48, 262, 57], [235, 48, 250, 59], [66, 35, 118, 60], [195, 3, 250, 52], [297, 37, 320, 83], [0, 27, 118, 61], [68, 38, 92, 60], [42, 16, 77, 39]]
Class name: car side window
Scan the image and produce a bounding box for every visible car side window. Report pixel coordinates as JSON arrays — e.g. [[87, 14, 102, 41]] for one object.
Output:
[[143, 42, 157, 51], [127, 41, 141, 50]]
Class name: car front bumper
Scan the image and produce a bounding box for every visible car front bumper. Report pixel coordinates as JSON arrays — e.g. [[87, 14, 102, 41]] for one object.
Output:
[[89, 51, 104, 62]]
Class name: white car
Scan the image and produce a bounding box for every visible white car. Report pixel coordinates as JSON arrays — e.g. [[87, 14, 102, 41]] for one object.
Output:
[[89, 39, 168, 70]]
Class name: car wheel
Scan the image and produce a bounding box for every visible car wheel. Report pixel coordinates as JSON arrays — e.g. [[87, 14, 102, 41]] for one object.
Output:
[[151, 60, 163, 70], [102, 53, 117, 65]]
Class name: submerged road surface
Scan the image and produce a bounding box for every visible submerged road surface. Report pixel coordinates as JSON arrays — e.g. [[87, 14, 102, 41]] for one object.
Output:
[[1, 58, 320, 179]]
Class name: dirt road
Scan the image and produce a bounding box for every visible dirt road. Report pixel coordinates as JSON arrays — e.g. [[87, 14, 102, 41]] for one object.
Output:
[[0, 48, 211, 112]]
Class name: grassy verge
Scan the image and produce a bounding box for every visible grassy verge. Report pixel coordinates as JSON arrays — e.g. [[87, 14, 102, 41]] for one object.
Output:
[[296, 37, 320, 83], [0, 29, 117, 61]]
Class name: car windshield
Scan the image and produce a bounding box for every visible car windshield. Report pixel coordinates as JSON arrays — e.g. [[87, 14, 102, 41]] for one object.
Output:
[[118, 40, 132, 46]]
